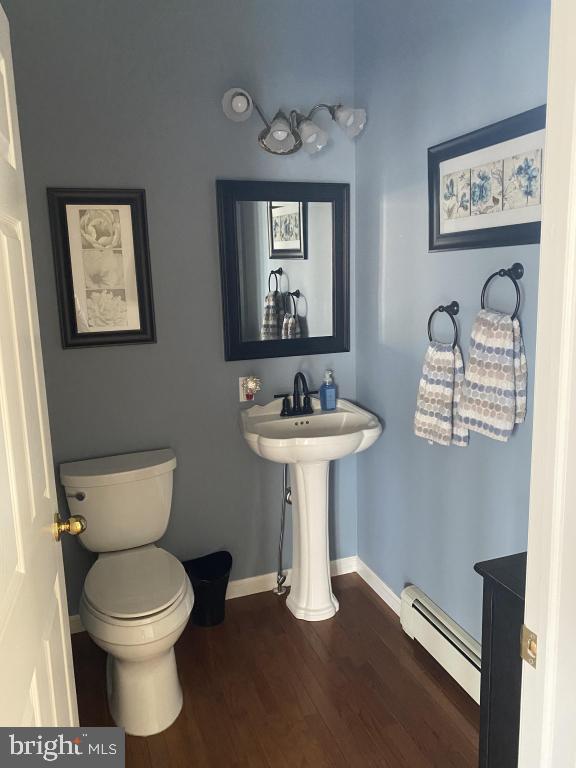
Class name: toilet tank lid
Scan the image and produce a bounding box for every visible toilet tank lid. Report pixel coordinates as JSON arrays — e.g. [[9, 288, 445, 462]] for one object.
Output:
[[60, 449, 177, 488]]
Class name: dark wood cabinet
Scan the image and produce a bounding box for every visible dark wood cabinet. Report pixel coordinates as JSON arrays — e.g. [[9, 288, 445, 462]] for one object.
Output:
[[474, 552, 527, 768]]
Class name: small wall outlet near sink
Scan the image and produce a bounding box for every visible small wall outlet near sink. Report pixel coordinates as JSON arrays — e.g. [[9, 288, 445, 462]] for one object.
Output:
[[239, 376, 262, 402]]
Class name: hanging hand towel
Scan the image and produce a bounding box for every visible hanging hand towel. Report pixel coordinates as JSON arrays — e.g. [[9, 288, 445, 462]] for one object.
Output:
[[414, 342, 469, 447], [260, 291, 282, 340], [457, 309, 527, 442], [281, 311, 301, 339], [281, 292, 301, 339]]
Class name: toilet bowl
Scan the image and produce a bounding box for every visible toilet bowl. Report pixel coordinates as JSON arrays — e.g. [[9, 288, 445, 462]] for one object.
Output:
[[61, 449, 192, 736]]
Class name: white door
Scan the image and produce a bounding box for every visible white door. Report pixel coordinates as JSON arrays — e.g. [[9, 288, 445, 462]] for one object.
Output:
[[518, 0, 576, 764], [0, 5, 78, 726]]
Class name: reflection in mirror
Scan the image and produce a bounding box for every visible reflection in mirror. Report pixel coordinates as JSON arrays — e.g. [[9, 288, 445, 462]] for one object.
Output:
[[217, 180, 349, 360], [236, 201, 334, 342]]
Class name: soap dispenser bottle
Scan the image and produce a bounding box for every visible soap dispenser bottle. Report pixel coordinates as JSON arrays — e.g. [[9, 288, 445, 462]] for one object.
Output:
[[319, 369, 337, 411]]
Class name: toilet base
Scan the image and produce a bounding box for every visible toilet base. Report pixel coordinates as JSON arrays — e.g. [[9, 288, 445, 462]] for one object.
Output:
[[106, 647, 183, 736], [80, 578, 193, 737]]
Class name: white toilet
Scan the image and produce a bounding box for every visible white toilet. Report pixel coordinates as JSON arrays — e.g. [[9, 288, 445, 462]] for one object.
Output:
[[60, 449, 193, 737]]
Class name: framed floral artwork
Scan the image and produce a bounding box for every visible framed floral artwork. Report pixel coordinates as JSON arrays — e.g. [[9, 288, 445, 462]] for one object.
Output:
[[47, 189, 156, 347], [428, 105, 546, 251], [268, 201, 308, 258]]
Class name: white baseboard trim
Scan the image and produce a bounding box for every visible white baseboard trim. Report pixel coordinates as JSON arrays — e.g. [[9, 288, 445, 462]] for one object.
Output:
[[331, 555, 359, 576], [355, 558, 401, 616], [226, 555, 358, 599], [68, 555, 361, 634]]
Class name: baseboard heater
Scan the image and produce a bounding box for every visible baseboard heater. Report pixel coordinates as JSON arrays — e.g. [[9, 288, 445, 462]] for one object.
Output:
[[400, 585, 481, 703]]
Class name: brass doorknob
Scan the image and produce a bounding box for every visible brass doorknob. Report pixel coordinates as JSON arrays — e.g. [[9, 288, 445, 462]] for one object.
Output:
[[53, 513, 87, 542]]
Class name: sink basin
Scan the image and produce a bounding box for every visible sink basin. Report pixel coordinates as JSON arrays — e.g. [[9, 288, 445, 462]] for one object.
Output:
[[241, 397, 382, 622], [241, 398, 381, 463]]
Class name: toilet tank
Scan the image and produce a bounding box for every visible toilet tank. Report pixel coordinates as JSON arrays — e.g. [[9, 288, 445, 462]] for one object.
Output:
[[60, 449, 177, 553]]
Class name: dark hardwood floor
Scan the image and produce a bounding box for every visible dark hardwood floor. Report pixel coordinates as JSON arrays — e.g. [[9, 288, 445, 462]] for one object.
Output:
[[72, 573, 479, 767]]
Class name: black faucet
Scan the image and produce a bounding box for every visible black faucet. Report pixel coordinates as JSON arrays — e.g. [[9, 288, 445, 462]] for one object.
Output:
[[292, 372, 309, 415], [274, 373, 317, 417]]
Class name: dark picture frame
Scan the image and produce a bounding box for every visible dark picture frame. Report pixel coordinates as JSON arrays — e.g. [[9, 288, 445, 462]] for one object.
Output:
[[428, 105, 546, 251], [268, 201, 308, 259], [47, 188, 156, 347], [216, 179, 350, 361]]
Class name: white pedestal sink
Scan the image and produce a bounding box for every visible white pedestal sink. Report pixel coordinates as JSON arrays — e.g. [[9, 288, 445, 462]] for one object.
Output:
[[241, 398, 382, 621]]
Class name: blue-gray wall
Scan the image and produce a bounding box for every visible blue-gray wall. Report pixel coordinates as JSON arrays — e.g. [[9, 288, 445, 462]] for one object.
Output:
[[354, 0, 550, 639], [4, 0, 551, 633], [3, 0, 357, 614]]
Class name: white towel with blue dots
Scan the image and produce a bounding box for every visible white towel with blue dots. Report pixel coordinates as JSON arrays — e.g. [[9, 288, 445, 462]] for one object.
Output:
[[414, 342, 469, 447], [457, 309, 527, 442]]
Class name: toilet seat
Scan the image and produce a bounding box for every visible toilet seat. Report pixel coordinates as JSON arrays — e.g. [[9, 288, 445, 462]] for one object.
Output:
[[84, 545, 187, 619], [80, 577, 193, 647]]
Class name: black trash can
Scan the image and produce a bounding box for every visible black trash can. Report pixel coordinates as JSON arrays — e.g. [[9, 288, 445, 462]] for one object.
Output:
[[183, 551, 232, 627]]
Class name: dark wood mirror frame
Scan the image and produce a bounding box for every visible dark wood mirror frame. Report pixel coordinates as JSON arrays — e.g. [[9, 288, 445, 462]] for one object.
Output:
[[216, 179, 350, 361]]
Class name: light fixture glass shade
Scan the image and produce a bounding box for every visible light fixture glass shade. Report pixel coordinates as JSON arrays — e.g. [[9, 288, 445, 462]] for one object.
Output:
[[298, 118, 329, 154], [222, 88, 253, 122], [259, 111, 300, 154], [269, 111, 291, 141], [334, 106, 367, 138]]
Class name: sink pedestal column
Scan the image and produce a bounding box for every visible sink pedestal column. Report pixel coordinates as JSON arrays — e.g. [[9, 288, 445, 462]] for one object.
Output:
[[286, 461, 339, 621]]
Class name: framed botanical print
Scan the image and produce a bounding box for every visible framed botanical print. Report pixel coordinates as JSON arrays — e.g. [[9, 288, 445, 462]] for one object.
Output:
[[428, 105, 546, 251], [47, 188, 156, 347], [268, 201, 307, 258]]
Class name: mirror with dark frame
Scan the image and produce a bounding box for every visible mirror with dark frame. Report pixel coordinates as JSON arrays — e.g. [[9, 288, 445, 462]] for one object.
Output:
[[216, 180, 350, 360]]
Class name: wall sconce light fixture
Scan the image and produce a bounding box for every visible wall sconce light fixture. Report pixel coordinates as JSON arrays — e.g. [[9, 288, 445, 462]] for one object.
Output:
[[222, 87, 366, 156]]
